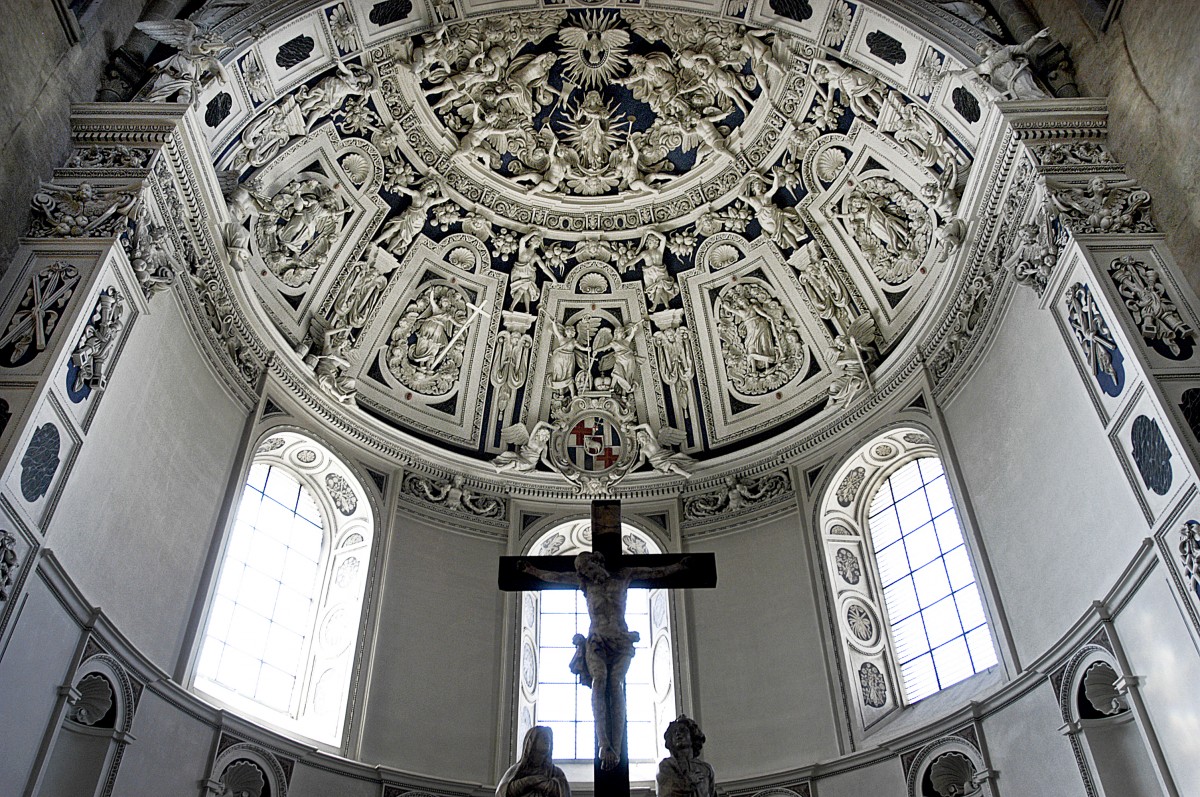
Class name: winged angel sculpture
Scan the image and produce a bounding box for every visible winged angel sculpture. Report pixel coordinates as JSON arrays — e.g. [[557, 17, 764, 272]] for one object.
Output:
[[136, 19, 230, 105]]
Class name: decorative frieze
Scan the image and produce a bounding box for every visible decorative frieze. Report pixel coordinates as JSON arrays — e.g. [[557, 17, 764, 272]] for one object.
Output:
[[683, 470, 790, 520]]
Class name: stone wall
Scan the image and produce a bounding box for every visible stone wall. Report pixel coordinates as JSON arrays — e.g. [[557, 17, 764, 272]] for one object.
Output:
[[0, 0, 148, 271], [1028, 0, 1200, 294]]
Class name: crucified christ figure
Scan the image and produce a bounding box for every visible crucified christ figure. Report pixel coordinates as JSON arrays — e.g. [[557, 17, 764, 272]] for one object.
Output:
[[520, 551, 690, 771]]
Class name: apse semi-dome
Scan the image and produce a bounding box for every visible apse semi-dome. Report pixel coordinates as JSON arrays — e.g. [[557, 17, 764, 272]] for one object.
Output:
[[161, 0, 1003, 494]]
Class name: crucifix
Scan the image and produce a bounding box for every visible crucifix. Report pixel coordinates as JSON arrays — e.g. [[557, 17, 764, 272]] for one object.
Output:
[[498, 500, 717, 797]]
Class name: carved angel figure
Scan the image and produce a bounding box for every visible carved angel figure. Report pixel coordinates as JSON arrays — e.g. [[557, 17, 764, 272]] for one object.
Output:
[[29, 181, 141, 239], [1046, 175, 1153, 235], [827, 313, 879, 406], [233, 95, 306, 170], [632, 425, 694, 477], [135, 19, 230, 105], [953, 28, 1050, 101], [493, 421, 556, 473], [810, 58, 885, 122]]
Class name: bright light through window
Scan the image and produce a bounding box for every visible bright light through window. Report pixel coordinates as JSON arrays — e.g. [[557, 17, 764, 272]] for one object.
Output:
[[196, 464, 323, 715], [536, 586, 655, 761], [868, 458, 997, 702]]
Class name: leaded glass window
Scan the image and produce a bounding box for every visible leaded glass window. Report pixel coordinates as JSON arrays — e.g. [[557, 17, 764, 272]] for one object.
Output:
[[867, 458, 997, 702]]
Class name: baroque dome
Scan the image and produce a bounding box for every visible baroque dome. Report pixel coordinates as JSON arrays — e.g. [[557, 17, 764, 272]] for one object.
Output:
[[170, 0, 1002, 495]]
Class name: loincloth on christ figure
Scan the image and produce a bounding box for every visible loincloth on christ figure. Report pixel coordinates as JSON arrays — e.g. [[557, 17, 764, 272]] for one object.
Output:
[[569, 630, 640, 688]]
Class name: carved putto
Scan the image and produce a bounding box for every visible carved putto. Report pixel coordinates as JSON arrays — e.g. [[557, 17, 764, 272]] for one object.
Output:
[[403, 471, 505, 518], [1046, 176, 1154, 235], [28, 181, 141, 239]]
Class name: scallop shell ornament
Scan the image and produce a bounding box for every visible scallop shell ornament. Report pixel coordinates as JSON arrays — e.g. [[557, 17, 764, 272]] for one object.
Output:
[[929, 752, 976, 797], [816, 148, 848, 183], [221, 760, 266, 797], [447, 247, 475, 269], [340, 153, 370, 186], [707, 243, 741, 270], [1083, 661, 1126, 715], [578, 271, 609, 294], [69, 673, 114, 726]]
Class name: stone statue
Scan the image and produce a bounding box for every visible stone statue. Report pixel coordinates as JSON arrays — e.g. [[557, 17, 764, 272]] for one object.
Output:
[[374, 177, 451, 255], [519, 552, 691, 770], [632, 424, 694, 477], [811, 58, 886, 122], [295, 61, 374, 131], [135, 19, 230, 105], [827, 313, 879, 406], [510, 231, 555, 312], [656, 715, 715, 797], [497, 726, 571, 797], [634, 230, 678, 310], [954, 29, 1051, 101], [493, 421, 555, 473]]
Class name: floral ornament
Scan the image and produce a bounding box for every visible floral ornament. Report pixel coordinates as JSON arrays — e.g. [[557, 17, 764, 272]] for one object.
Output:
[[328, 5, 358, 52], [847, 603, 873, 641], [823, 1, 853, 47], [859, 662, 887, 707], [836, 548, 861, 584], [325, 472, 358, 515], [334, 96, 378, 136]]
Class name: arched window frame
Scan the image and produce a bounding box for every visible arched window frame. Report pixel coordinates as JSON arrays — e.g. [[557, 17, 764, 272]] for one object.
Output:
[[190, 429, 377, 750], [514, 517, 678, 782], [819, 426, 1004, 730]]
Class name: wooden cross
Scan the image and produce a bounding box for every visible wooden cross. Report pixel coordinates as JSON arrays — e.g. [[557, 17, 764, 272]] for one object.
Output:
[[498, 500, 717, 797]]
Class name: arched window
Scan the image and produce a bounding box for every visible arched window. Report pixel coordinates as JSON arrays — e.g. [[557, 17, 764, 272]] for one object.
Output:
[[192, 431, 374, 747], [820, 428, 998, 728], [516, 520, 675, 781]]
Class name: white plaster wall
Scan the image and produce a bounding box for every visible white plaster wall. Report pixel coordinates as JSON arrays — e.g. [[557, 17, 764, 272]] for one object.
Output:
[[0, 577, 85, 796], [113, 688, 217, 797], [813, 757, 905, 797], [943, 287, 1149, 663], [46, 294, 246, 670], [686, 511, 840, 779], [1114, 565, 1200, 795], [288, 761, 380, 797], [982, 684, 1087, 797], [359, 510, 505, 781]]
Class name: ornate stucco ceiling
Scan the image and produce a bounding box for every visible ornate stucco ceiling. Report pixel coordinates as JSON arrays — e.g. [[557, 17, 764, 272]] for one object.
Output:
[[160, 0, 1006, 493]]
